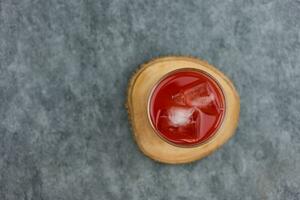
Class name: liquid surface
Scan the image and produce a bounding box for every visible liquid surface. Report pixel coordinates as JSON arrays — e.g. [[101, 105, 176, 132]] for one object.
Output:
[[149, 70, 225, 146]]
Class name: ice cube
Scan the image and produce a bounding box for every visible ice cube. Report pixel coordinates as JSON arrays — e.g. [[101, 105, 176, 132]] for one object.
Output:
[[156, 106, 197, 136], [155, 107, 209, 141], [167, 107, 195, 127], [171, 80, 222, 115], [183, 81, 211, 106], [186, 93, 215, 107]]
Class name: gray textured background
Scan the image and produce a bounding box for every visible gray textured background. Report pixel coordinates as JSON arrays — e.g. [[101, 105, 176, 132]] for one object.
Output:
[[0, 0, 300, 199]]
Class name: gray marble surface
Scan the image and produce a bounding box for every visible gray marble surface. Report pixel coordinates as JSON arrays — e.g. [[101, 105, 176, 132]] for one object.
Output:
[[0, 0, 300, 199]]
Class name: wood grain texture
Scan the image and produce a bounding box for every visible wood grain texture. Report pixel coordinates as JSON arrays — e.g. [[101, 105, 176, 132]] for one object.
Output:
[[127, 56, 240, 164]]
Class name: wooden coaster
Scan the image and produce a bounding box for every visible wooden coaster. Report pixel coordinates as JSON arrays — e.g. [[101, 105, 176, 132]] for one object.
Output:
[[126, 56, 240, 164]]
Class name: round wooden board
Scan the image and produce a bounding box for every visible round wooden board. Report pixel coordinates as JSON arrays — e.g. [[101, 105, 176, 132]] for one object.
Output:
[[126, 56, 240, 164]]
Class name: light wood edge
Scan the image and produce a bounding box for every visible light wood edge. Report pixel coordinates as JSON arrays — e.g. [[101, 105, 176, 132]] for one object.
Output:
[[126, 56, 240, 164]]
